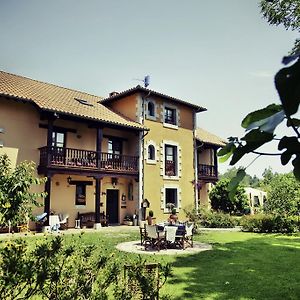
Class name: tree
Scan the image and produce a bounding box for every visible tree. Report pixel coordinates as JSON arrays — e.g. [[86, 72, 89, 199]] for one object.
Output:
[[264, 172, 300, 216], [260, 0, 300, 53], [220, 167, 261, 188], [218, 0, 300, 196], [209, 179, 248, 215], [0, 154, 45, 227]]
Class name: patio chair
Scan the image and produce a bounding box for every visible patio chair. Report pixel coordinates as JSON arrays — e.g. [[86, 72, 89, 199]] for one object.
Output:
[[58, 213, 69, 230], [184, 222, 194, 248], [35, 212, 47, 232], [139, 221, 147, 246], [145, 225, 165, 251], [165, 226, 178, 248]]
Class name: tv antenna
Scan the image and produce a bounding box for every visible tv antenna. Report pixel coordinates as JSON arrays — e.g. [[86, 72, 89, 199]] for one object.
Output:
[[133, 75, 150, 88]]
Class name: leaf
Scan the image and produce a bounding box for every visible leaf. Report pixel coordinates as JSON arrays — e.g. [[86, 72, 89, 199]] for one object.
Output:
[[282, 53, 300, 65], [230, 130, 274, 165], [281, 151, 293, 165], [242, 104, 282, 129], [287, 118, 300, 127], [242, 130, 274, 143], [218, 143, 236, 163], [275, 58, 300, 116], [278, 136, 300, 152], [292, 156, 300, 181], [246, 110, 285, 133], [217, 142, 235, 157], [227, 169, 246, 201]]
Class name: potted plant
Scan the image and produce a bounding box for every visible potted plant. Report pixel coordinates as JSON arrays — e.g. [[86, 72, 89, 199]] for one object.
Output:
[[123, 215, 133, 226], [147, 210, 156, 225]]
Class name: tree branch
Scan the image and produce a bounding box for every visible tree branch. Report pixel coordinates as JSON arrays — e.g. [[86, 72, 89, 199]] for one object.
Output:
[[252, 151, 282, 156]]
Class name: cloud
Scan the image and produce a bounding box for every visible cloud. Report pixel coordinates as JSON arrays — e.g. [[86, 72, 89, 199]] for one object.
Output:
[[249, 70, 273, 78]]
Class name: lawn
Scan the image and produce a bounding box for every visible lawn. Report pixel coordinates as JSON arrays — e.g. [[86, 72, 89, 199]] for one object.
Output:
[[2, 229, 300, 299]]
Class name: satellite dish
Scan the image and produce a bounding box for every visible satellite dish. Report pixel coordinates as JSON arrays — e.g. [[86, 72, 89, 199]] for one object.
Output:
[[144, 75, 150, 88]]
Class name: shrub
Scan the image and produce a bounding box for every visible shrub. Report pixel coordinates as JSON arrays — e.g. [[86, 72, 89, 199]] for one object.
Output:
[[199, 209, 237, 228], [241, 214, 299, 233], [0, 235, 172, 300], [209, 179, 248, 215]]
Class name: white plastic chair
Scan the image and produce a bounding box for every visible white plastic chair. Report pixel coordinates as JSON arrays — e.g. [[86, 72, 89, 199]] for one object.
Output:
[[184, 223, 194, 248], [58, 213, 69, 230], [165, 226, 177, 243]]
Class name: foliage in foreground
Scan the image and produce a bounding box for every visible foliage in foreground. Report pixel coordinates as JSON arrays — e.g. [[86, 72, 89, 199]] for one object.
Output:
[[0, 154, 46, 227], [0, 235, 171, 300], [241, 214, 299, 233]]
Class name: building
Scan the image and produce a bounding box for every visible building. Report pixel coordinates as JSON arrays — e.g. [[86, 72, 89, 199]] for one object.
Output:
[[244, 187, 267, 214], [195, 128, 226, 208], [0, 70, 224, 228]]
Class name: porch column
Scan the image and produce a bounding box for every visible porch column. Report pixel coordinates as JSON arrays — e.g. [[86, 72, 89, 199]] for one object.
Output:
[[214, 148, 218, 178], [96, 127, 103, 169], [94, 177, 102, 229], [44, 174, 52, 226], [46, 119, 54, 167]]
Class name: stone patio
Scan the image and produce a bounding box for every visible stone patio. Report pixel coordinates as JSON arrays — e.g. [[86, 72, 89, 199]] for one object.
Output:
[[116, 240, 212, 255]]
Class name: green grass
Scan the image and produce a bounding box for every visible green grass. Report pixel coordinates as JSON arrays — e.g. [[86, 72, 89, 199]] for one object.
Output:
[[2, 230, 300, 299]]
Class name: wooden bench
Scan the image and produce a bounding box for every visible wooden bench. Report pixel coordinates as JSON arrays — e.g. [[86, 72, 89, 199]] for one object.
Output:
[[77, 212, 108, 228]]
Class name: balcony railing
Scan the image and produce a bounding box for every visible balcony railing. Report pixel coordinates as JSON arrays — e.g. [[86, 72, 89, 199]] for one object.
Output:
[[165, 160, 176, 176], [198, 164, 217, 179], [39, 146, 138, 173]]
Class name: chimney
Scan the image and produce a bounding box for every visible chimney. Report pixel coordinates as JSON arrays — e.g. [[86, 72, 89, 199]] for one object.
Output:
[[109, 91, 119, 97]]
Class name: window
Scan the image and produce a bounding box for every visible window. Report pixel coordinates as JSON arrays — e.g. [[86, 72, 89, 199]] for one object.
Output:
[[253, 196, 260, 207], [75, 184, 86, 206], [148, 101, 155, 117], [164, 107, 176, 125], [165, 188, 178, 209], [148, 145, 155, 160], [108, 138, 122, 155], [52, 131, 65, 148], [165, 145, 177, 176]]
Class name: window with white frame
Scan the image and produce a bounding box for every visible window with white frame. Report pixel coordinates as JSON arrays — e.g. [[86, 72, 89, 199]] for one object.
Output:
[[148, 145, 155, 160], [165, 188, 178, 210], [165, 144, 177, 176], [164, 106, 177, 125], [148, 101, 155, 117]]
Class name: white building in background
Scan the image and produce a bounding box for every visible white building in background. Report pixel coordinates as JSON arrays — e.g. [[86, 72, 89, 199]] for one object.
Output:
[[244, 187, 267, 214]]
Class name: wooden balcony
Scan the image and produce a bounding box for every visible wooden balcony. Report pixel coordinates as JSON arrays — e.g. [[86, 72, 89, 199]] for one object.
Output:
[[39, 146, 139, 175], [198, 164, 218, 181]]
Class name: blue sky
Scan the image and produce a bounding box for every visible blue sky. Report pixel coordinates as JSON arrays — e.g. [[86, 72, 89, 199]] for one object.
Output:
[[0, 0, 298, 177]]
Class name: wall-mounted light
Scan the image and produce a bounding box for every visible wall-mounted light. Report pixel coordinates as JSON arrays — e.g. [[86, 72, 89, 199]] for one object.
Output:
[[67, 176, 72, 184], [0, 128, 4, 134], [111, 177, 118, 188]]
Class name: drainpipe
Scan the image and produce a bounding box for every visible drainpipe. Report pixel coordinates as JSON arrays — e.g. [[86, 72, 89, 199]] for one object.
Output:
[[138, 91, 151, 222], [193, 111, 199, 213]]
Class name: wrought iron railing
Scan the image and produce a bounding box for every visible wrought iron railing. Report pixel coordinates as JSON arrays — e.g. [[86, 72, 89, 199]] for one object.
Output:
[[39, 146, 138, 173], [198, 164, 217, 179], [165, 160, 176, 176]]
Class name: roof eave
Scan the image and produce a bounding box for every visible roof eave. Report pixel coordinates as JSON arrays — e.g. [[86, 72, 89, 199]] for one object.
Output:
[[99, 86, 206, 112]]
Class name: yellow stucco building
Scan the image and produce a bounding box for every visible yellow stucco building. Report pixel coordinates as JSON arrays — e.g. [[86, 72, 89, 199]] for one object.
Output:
[[0, 70, 224, 229]]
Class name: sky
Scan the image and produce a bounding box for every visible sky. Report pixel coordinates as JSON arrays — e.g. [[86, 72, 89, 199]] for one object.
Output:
[[0, 0, 298, 177]]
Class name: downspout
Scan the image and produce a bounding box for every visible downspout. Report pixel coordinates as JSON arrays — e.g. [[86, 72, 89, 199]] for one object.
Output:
[[193, 110, 199, 212]]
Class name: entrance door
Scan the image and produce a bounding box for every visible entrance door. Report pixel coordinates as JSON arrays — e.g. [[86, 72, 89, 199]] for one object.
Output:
[[106, 189, 119, 224]]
